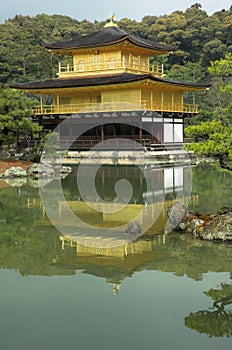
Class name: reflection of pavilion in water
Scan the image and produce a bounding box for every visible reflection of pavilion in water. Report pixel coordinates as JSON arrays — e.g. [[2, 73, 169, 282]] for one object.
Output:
[[59, 165, 198, 236], [64, 164, 194, 204], [60, 232, 166, 258], [60, 234, 167, 294], [55, 166, 198, 284]]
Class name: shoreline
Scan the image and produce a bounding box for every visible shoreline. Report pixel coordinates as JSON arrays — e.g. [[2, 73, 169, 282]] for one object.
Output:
[[0, 159, 32, 174]]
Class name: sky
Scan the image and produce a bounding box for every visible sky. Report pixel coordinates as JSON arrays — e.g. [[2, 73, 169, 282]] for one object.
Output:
[[0, 0, 231, 23]]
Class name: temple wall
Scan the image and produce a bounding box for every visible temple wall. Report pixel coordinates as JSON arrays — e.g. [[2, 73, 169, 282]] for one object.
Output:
[[73, 51, 121, 70], [102, 89, 141, 107]]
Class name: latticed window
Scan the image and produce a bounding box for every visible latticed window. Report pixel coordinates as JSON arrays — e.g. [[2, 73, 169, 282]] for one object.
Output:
[[132, 56, 140, 68], [90, 54, 103, 69], [108, 57, 116, 69], [60, 97, 70, 105], [78, 60, 85, 71]]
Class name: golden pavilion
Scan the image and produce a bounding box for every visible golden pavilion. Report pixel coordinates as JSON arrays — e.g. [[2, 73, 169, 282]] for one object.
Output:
[[11, 14, 210, 150]]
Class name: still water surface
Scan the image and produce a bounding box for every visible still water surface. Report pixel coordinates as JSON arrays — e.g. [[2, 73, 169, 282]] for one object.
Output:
[[0, 163, 231, 350]]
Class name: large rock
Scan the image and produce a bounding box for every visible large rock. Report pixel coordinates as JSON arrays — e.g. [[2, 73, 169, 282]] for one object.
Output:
[[186, 218, 205, 237], [1, 166, 27, 178], [53, 165, 72, 178], [166, 202, 232, 241], [198, 211, 232, 241], [27, 163, 55, 178], [125, 221, 142, 235], [27, 163, 72, 179], [167, 202, 189, 230]]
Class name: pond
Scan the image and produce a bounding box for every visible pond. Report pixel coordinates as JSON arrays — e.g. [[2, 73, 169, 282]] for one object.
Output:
[[0, 163, 231, 350]]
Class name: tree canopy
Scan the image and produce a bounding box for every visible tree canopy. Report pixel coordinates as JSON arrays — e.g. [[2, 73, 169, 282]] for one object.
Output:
[[185, 121, 232, 170], [0, 87, 41, 147], [185, 52, 232, 170], [0, 6, 231, 84], [185, 283, 232, 337]]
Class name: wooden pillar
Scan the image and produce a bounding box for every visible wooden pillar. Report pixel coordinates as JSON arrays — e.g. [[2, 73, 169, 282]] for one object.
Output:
[[151, 123, 155, 143], [139, 126, 142, 142], [56, 95, 59, 113], [132, 126, 135, 137], [39, 96, 42, 115], [129, 53, 132, 67], [68, 122, 72, 140], [101, 125, 104, 142], [151, 91, 153, 110], [122, 56, 126, 70]]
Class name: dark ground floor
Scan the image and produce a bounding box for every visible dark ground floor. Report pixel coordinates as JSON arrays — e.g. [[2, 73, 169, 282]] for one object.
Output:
[[23, 110, 188, 151]]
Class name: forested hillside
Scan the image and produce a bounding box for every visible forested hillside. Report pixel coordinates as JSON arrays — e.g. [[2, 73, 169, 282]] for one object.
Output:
[[0, 3, 231, 84]]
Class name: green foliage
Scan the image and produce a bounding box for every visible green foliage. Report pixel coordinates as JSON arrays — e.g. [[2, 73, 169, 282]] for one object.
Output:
[[0, 7, 231, 84], [0, 14, 95, 83], [208, 52, 232, 77], [185, 53, 232, 168], [204, 53, 232, 124], [184, 52, 232, 169], [185, 283, 232, 337], [205, 283, 232, 303], [0, 186, 64, 276], [185, 121, 223, 141], [167, 61, 206, 81], [185, 121, 232, 168], [0, 87, 41, 146]]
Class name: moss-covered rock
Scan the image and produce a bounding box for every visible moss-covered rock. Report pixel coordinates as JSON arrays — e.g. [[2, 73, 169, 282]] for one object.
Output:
[[199, 211, 232, 241]]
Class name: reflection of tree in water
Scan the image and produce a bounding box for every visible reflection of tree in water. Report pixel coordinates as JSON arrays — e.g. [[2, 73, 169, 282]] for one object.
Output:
[[0, 188, 63, 276], [185, 283, 232, 337]]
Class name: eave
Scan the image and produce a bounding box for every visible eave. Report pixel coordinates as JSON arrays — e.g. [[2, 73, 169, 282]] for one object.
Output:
[[10, 73, 211, 95], [43, 26, 175, 56], [47, 40, 172, 57]]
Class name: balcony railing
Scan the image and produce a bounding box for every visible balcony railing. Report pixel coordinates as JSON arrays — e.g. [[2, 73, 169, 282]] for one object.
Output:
[[58, 60, 164, 77], [58, 135, 152, 150], [33, 101, 198, 115]]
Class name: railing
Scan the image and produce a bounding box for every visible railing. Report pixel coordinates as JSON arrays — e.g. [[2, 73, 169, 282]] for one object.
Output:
[[140, 102, 198, 113], [33, 101, 198, 115], [58, 135, 152, 150], [58, 60, 164, 76]]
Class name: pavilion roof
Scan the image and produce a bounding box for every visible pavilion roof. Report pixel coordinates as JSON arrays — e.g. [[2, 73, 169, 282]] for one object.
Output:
[[11, 73, 211, 91], [43, 26, 175, 53]]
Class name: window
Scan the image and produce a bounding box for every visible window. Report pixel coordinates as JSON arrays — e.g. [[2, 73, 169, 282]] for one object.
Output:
[[164, 123, 173, 142], [90, 54, 103, 69], [132, 56, 140, 68], [163, 121, 183, 143], [78, 60, 85, 71], [60, 97, 70, 105], [90, 95, 101, 104], [91, 55, 101, 63], [174, 124, 183, 142], [140, 57, 147, 71], [108, 57, 116, 69]]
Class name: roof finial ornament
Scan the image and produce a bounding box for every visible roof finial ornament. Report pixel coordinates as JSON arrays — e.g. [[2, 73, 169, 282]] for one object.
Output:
[[104, 12, 118, 27]]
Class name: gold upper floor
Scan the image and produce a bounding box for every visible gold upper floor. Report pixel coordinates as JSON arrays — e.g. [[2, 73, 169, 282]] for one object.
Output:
[[58, 48, 164, 78], [58, 60, 164, 77]]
